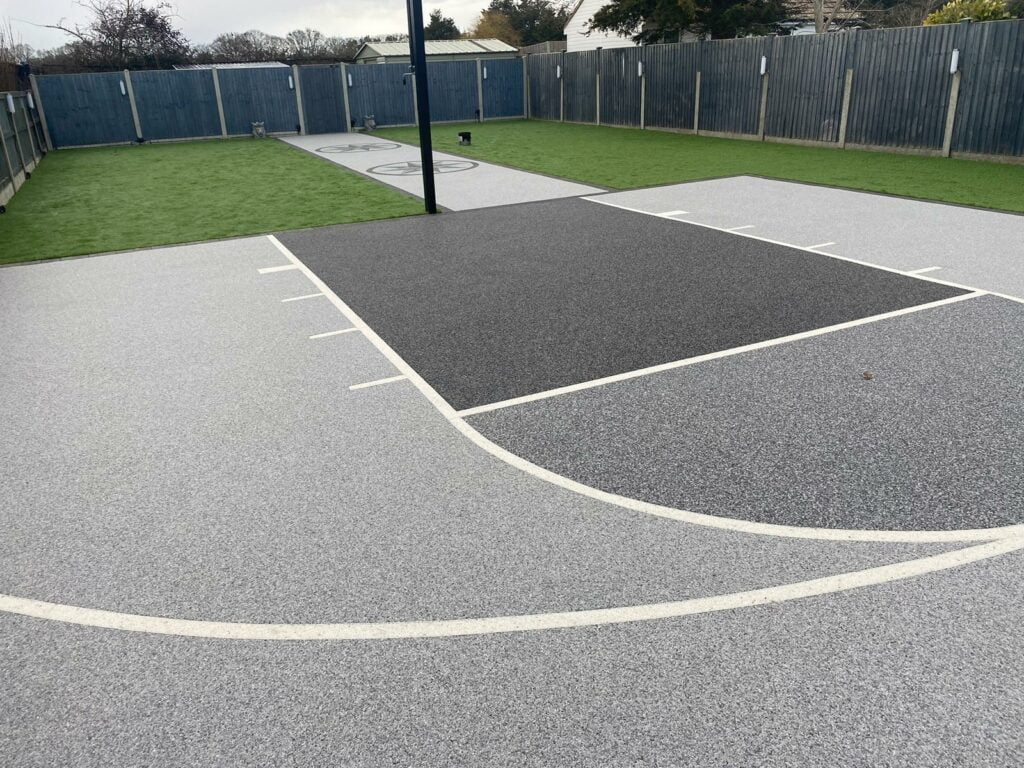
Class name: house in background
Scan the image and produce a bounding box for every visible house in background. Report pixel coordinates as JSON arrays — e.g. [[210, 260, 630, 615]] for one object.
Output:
[[353, 39, 519, 65], [564, 0, 637, 52], [563, 0, 703, 52]]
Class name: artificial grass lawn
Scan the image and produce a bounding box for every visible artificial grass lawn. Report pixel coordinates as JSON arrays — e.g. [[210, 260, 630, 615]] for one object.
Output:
[[378, 120, 1024, 214], [0, 138, 423, 264]]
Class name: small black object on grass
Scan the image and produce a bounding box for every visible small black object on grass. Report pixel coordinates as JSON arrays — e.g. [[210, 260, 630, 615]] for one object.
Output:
[[458, 131, 471, 145]]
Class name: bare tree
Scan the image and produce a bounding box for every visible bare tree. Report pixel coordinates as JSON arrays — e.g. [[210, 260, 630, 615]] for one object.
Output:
[[1, 18, 32, 88], [285, 28, 329, 59], [46, 0, 189, 69], [206, 30, 287, 62]]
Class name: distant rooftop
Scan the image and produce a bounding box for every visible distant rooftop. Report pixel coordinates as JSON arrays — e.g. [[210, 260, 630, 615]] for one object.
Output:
[[172, 62, 289, 70], [355, 39, 518, 59]]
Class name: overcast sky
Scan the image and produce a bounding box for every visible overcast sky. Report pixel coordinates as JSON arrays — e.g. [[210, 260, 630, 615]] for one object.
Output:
[[3, 0, 488, 51]]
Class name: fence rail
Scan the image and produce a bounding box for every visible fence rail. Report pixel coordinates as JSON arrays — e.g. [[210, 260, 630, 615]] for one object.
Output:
[[1, 91, 47, 210], [525, 19, 1024, 160]]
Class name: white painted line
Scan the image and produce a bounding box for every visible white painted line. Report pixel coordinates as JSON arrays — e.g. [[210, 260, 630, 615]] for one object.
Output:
[[309, 328, 360, 340], [349, 374, 408, 390], [658, 210, 690, 217], [283, 293, 325, 302], [1, 536, 1020, 639], [805, 241, 836, 250], [265, 235, 1024, 545], [457, 291, 986, 418], [584, 196, 1024, 305], [258, 264, 300, 274], [908, 266, 943, 275], [727, 225, 755, 231]]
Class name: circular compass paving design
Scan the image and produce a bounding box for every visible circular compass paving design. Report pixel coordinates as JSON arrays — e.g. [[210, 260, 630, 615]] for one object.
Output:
[[368, 159, 479, 176], [317, 143, 401, 153]]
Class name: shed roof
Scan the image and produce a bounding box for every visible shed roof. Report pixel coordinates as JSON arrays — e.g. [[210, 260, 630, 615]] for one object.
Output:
[[355, 39, 518, 58]]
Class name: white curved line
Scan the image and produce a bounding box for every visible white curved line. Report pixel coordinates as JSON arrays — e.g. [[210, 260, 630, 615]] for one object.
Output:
[[3, 537, 1021, 639], [267, 236, 1024, 545]]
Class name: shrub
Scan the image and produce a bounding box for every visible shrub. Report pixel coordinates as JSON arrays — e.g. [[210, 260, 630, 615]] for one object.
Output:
[[924, 0, 1012, 24]]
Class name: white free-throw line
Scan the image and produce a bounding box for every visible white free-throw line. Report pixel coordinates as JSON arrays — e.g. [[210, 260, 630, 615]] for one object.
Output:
[[309, 328, 360, 340], [264, 236, 1024, 545], [806, 241, 836, 250], [727, 225, 755, 231], [584, 196, 1024, 305], [457, 291, 986, 417], [909, 267, 943, 275], [349, 374, 408, 390], [283, 293, 325, 302], [2, 536, 1021, 640], [258, 264, 300, 274]]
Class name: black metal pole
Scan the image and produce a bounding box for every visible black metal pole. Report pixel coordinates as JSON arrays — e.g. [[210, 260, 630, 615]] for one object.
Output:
[[405, 0, 437, 214]]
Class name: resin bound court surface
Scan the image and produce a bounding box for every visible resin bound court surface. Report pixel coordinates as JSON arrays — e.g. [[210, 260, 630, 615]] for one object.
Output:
[[2, 174, 1024, 766]]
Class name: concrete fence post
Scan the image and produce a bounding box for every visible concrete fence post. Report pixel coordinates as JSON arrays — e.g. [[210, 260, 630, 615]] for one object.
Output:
[[757, 73, 769, 140], [942, 69, 962, 157], [123, 70, 143, 140], [693, 71, 701, 133], [292, 65, 306, 135], [838, 68, 854, 148], [339, 64, 352, 131], [559, 51, 565, 122], [21, 102, 39, 163], [639, 54, 646, 130], [412, 74, 419, 126], [523, 56, 530, 118], [476, 58, 485, 121], [29, 75, 53, 151], [211, 68, 228, 137], [595, 49, 601, 125]]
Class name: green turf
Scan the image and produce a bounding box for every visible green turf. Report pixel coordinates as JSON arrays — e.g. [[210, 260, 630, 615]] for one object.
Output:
[[0, 139, 423, 265], [377, 120, 1024, 213]]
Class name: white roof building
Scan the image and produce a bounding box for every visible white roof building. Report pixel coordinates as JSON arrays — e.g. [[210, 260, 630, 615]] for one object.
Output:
[[353, 39, 519, 64]]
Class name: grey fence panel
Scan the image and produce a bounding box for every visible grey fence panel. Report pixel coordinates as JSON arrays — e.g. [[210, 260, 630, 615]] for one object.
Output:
[[12, 94, 37, 161], [599, 47, 643, 127], [564, 50, 598, 123], [699, 37, 768, 135], [36, 73, 137, 147], [527, 53, 560, 119], [0, 104, 17, 181], [765, 33, 848, 143], [427, 60, 478, 122], [643, 43, 699, 131], [847, 24, 957, 150], [131, 69, 221, 141], [483, 58, 524, 118], [299, 65, 347, 134], [954, 19, 1024, 157], [348, 63, 414, 127], [218, 67, 299, 135]]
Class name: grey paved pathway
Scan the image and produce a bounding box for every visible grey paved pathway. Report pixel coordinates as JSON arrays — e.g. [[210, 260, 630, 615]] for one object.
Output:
[[281, 132, 602, 210]]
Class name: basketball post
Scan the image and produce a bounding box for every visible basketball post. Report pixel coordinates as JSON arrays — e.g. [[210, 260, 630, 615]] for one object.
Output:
[[405, 0, 437, 214]]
